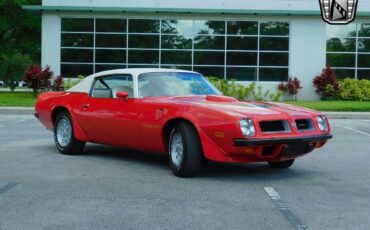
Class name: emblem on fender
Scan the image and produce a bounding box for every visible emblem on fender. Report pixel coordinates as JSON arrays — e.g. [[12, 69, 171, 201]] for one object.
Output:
[[319, 0, 358, 24]]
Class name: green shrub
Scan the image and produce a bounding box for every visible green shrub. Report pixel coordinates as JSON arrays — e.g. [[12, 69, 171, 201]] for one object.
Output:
[[337, 78, 370, 101], [207, 76, 282, 101], [64, 75, 84, 91], [207, 77, 254, 100]]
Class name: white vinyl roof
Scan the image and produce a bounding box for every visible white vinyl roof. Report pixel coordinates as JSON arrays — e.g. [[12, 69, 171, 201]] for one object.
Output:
[[66, 68, 197, 95]]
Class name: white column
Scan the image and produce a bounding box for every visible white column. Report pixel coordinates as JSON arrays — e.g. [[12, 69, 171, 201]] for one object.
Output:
[[289, 18, 327, 101], [41, 13, 61, 75]]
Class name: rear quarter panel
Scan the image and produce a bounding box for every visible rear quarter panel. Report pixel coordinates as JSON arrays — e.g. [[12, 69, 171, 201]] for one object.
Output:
[[35, 92, 90, 141]]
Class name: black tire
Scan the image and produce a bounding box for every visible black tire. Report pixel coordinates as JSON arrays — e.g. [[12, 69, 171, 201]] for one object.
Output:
[[268, 159, 295, 168], [168, 122, 203, 177], [54, 112, 85, 155]]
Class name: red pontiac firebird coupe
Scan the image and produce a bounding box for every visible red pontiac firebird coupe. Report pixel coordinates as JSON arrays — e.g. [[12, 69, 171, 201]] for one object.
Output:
[[35, 68, 332, 177]]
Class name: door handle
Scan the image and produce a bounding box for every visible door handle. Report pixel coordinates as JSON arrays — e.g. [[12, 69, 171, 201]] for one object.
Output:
[[81, 104, 90, 110]]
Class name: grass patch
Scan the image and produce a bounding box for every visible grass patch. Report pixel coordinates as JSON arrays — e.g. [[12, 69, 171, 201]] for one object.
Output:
[[0, 91, 369, 111], [285, 101, 370, 112], [0, 92, 36, 107]]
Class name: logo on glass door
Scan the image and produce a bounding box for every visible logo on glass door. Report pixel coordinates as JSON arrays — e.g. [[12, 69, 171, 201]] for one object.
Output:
[[319, 0, 358, 24]]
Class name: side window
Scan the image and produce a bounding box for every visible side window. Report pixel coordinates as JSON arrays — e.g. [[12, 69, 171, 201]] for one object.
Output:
[[91, 74, 134, 98]]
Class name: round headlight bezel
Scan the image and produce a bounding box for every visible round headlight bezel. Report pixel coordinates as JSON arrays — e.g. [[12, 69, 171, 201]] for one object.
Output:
[[317, 115, 328, 132], [240, 118, 256, 137]]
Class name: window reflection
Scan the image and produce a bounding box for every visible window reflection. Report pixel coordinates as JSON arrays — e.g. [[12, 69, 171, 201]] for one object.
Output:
[[327, 23, 370, 79], [227, 67, 257, 81], [129, 35, 159, 48], [259, 68, 288, 81], [161, 51, 192, 65], [62, 34, 93, 47], [128, 19, 160, 33], [95, 49, 126, 63], [61, 18, 290, 80], [194, 20, 225, 35], [194, 51, 224, 65], [61, 49, 93, 63], [260, 22, 289, 36], [326, 38, 356, 52], [227, 52, 257, 66], [161, 20, 193, 35], [227, 37, 257, 50], [194, 36, 225, 50], [161, 35, 192, 49], [128, 50, 159, 64], [227, 21, 258, 35], [96, 19, 126, 32], [96, 34, 126, 48], [62, 18, 93, 32]]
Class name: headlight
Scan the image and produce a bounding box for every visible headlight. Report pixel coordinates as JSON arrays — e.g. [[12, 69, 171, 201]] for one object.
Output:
[[317, 115, 328, 132], [240, 118, 255, 137]]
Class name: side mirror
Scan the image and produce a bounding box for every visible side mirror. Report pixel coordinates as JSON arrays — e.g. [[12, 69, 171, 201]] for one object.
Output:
[[116, 91, 129, 100]]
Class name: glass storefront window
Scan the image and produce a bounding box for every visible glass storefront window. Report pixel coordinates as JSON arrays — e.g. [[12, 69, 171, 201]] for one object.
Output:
[[62, 18, 93, 32], [61, 34, 93, 47], [327, 23, 370, 79], [96, 34, 126, 48], [227, 21, 258, 35], [95, 49, 126, 63], [96, 19, 126, 32], [128, 19, 160, 33], [61, 18, 289, 81], [260, 22, 289, 36]]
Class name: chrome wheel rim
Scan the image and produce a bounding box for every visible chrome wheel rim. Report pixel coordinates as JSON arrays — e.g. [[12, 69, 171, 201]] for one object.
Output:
[[56, 118, 72, 147], [170, 132, 183, 169]]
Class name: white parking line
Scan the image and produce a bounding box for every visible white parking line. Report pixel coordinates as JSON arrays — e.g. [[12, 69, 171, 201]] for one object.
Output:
[[264, 187, 307, 230], [335, 124, 370, 137]]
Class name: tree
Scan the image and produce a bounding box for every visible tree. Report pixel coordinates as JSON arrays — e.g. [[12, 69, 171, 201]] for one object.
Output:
[[0, 0, 41, 59], [0, 0, 41, 88], [0, 52, 31, 91]]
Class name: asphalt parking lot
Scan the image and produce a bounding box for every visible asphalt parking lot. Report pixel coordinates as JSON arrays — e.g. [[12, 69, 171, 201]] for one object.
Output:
[[0, 114, 369, 230]]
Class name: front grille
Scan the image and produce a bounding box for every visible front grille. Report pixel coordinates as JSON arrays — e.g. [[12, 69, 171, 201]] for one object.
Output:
[[259, 120, 290, 132], [295, 119, 314, 131]]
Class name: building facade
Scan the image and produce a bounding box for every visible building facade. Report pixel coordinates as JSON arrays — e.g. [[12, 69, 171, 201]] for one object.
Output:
[[25, 0, 370, 100]]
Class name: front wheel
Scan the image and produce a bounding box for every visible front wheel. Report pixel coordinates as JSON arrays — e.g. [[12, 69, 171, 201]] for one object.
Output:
[[268, 159, 295, 168], [169, 122, 203, 177], [54, 112, 85, 155]]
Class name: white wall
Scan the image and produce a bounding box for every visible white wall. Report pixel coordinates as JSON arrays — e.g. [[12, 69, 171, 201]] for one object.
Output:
[[42, 13, 61, 75], [289, 18, 327, 100]]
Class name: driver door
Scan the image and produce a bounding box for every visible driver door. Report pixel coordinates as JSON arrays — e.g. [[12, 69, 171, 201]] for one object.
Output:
[[76, 74, 143, 149]]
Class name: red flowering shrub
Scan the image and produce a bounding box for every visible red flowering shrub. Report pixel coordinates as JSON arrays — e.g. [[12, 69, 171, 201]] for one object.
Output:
[[52, 75, 64, 91], [24, 65, 64, 95], [278, 77, 302, 100], [313, 66, 339, 100], [23, 65, 42, 93]]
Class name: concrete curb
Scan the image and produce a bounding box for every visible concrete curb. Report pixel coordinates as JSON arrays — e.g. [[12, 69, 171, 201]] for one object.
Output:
[[0, 107, 369, 119], [324, 112, 370, 120], [0, 107, 34, 115]]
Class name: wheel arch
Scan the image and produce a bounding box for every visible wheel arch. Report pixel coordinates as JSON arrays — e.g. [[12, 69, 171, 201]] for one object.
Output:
[[51, 106, 70, 125], [51, 106, 87, 141], [162, 118, 199, 151]]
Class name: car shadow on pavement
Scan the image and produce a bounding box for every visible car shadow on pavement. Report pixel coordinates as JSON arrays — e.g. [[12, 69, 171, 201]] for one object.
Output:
[[199, 161, 313, 181], [74, 144, 317, 180], [81, 144, 170, 169]]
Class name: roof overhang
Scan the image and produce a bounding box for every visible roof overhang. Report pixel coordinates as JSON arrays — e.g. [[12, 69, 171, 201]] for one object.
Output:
[[22, 5, 325, 16]]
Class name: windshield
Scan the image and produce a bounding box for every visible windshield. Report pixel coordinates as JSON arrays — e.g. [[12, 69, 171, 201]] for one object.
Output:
[[138, 72, 221, 98]]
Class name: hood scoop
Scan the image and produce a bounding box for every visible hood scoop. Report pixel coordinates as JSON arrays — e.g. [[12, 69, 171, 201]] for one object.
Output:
[[206, 95, 238, 103]]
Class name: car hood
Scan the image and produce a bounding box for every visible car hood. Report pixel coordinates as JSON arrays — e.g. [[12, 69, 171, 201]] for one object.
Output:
[[158, 95, 318, 118]]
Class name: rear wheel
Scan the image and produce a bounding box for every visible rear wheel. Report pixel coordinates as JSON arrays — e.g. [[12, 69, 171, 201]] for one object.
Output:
[[169, 122, 203, 177], [54, 112, 85, 155], [268, 159, 295, 168]]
